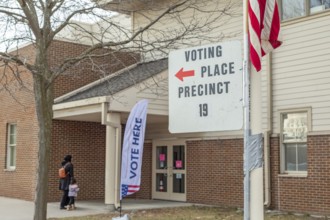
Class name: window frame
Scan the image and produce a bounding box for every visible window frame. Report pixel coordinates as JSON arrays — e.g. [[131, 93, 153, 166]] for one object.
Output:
[[279, 0, 330, 22], [279, 108, 311, 175], [6, 123, 17, 170]]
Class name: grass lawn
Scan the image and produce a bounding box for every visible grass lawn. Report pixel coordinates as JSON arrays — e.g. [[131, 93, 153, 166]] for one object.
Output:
[[48, 206, 317, 220]]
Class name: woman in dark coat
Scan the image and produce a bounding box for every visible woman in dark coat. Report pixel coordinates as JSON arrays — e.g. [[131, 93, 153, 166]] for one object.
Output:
[[59, 155, 74, 209]]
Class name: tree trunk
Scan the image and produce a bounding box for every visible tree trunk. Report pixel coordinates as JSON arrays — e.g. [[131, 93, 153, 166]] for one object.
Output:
[[32, 69, 53, 220]]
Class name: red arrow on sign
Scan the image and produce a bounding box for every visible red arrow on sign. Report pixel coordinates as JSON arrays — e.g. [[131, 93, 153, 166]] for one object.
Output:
[[175, 67, 195, 81]]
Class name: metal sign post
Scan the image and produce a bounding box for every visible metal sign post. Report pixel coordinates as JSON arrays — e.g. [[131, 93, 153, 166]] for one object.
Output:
[[243, 0, 251, 219]]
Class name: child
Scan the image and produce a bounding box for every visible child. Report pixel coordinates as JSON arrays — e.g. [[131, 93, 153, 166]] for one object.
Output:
[[67, 177, 79, 211]]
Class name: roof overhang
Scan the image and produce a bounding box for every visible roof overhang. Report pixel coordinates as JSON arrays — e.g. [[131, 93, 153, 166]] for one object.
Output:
[[53, 95, 168, 125], [53, 58, 169, 124], [53, 96, 110, 122], [95, 0, 149, 14]]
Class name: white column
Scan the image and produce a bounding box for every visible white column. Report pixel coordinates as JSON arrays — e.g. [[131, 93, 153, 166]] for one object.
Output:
[[250, 168, 264, 220], [104, 112, 121, 210]]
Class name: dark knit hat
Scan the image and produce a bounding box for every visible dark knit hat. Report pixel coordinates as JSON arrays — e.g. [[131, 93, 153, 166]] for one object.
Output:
[[64, 155, 72, 162]]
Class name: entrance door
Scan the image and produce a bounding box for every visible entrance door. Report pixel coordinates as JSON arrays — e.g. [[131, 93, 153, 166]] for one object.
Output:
[[152, 140, 186, 201]]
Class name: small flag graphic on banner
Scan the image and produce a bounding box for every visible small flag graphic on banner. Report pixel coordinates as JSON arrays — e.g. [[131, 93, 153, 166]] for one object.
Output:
[[121, 184, 140, 197]]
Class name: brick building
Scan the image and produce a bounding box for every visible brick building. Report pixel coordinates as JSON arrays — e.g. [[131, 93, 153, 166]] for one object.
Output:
[[0, 40, 139, 202], [2, 0, 330, 217]]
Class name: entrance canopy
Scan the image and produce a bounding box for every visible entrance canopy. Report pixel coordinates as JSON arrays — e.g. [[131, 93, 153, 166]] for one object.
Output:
[[52, 59, 169, 125]]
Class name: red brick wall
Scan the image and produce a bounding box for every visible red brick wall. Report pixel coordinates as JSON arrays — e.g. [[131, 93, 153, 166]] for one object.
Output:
[[186, 139, 244, 207], [8, 41, 140, 99], [9, 44, 36, 64], [49, 40, 140, 98], [0, 40, 139, 202], [0, 68, 38, 201], [270, 135, 330, 215], [270, 137, 280, 210], [8, 40, 140, 99], [49, 124, 152, 202], [48, 120, 106, 202]]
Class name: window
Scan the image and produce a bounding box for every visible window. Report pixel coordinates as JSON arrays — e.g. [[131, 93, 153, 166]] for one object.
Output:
[[280, 0, 330, 21], [281, 111, 309, 173], [6, 124, 17, 169], [311, 0, 330, 12]]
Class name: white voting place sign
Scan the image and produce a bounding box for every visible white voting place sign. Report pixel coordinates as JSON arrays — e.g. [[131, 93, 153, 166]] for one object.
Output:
[[168, 41, 243, 133]]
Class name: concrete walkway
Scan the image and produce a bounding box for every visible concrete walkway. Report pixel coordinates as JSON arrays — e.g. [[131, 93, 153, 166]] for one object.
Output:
[[0, 196, 192, 220]]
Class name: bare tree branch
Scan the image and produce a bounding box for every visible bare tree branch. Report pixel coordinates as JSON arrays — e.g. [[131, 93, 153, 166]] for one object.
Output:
[[17, 0, 42, 38], [48, 0, 189, 84], [0, 51, 36, 71], [0, 1, 239, 219]]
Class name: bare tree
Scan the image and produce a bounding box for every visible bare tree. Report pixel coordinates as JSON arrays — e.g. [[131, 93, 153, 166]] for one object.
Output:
[[0, 0, 240, 219]]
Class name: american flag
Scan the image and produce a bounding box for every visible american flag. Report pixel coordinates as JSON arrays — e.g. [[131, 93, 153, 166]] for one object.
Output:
[[121, 184, 140, 197], [248, 0, 282, 72]]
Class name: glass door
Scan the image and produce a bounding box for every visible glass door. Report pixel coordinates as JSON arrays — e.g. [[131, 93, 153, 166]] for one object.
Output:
[[152, 140, 186, 201]]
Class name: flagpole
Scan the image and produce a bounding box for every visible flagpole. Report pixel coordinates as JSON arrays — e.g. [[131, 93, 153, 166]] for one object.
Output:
[[243, 0, 251, 220]]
